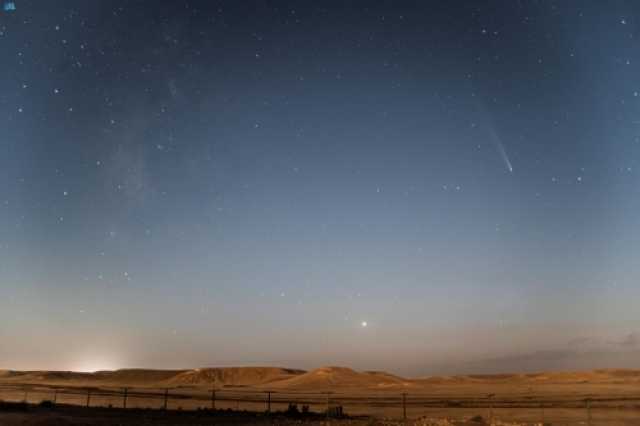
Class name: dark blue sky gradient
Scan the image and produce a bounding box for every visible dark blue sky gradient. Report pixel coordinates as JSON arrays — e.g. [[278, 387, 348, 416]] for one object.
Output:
[[1, 1, 639, 375]]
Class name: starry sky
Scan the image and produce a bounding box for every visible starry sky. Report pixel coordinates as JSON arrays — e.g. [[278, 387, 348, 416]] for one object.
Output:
[[2, 1, 640, 376]]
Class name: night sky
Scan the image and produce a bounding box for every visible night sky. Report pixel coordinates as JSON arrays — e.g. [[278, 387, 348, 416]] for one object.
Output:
[[2, 1, 640, 376]]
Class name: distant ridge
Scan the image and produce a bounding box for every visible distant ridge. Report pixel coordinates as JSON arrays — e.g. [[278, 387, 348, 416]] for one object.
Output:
[[0, 369, 184, 386], [415, 368, 640, 384]]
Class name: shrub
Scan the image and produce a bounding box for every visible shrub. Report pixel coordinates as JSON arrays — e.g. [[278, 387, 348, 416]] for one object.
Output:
[[38, 400, 55, 409], [0, 400, 29, 411]]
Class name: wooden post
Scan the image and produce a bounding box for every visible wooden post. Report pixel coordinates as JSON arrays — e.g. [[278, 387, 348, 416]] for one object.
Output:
[[402, 393, 407, 421], [53, 389, 58, 404], [210, 389, 216, 410], [540, 402, 544, 424], [123, 387, 128, 409], [163, 388, 169, 410], [23, 390, 28, 403], [266, 391, 271, 413], [86, 389, 91, 408], [586, 398, 592, 426]]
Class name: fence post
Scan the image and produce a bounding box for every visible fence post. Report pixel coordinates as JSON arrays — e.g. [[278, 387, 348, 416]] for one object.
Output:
[[53, 389, 58, 405], [402, 392, 407, 421], [210, 389, 216, 410], [487, 393, 495, 423], [266, 391, 271, 413], [326, 392, 331, 419], [586, 398, 592, 426], [123, 387, 128, 409], [23, 390, 28, 403], [163, 388, 169, 410], [86, 389, 91, 408], [540, 402, 544, 424]]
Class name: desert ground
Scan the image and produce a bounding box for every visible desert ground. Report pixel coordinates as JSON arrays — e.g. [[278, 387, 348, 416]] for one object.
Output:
[[1, 366, 639, 425]]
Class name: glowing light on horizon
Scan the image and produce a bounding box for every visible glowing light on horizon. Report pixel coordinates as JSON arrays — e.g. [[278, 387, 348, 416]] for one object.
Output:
[[72, 356, 121, 373]]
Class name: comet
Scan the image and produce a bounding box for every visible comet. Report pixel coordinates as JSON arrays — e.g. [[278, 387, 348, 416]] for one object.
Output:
[[491, 127, 513, 173], [479, 101, 514, 173], [499, 146, 513, 173]]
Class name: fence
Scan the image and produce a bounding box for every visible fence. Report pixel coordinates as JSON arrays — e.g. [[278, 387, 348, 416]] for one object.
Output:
[[1, 383, 640, 425]]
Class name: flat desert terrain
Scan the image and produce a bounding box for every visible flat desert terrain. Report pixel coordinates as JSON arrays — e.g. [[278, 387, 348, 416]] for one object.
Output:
[[1, 366, 639, 425]]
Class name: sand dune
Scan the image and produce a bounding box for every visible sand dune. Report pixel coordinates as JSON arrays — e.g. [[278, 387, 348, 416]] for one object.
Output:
[[1, 366, 639, 390], [266, 366, 411, 390], [166, 367, 305, 387]]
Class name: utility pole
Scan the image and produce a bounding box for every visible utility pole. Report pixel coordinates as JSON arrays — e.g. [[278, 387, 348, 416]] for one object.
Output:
[[123, 387, 129, 409], [266, 391, 271, 413], [86, 389, 91, 408], [210, 388, 216, 410]]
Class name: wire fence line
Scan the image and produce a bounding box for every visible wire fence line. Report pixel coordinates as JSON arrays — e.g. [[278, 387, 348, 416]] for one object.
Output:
[[1, 383, 640, 424]]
